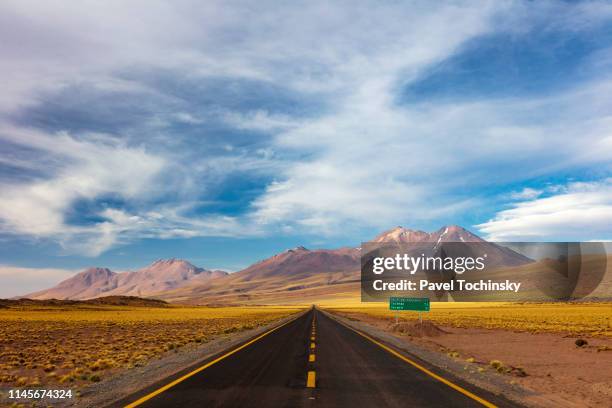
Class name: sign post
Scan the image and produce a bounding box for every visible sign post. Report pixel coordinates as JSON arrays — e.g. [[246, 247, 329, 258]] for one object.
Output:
[[389, 297, 430, 326]]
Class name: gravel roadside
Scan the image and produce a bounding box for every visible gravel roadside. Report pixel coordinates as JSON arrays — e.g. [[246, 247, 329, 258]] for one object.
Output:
[[321, 309, 534, 407]]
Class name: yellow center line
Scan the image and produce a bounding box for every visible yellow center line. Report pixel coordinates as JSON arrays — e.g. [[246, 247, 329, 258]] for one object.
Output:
[[307, 312, 317, 389], [306, 371, 316, 388], [335, 318, 497, 408], [124, 314, 302, 408]]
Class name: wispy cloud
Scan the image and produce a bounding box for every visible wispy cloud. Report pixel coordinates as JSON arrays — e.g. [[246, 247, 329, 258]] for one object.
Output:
[[0, 126, 254, 255], [478, 179, 612, 241], [509, 188, 543, 201], [1, 1, 612, 257], [253, 78, 612, 234]]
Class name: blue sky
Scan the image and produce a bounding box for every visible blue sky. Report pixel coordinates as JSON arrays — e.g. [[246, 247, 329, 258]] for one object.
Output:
[[1, 0, 612, 296]]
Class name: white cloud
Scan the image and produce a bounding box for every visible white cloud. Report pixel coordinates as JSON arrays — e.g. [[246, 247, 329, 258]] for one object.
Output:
[[509, 188, 543, 200], [1, 0, 612, 254], [252, 77, 612, 234], [0, 125, 262, 255], [222, 110, 299, 132], [0, 0, 507, 249], [0, 126, 168, 254], [173, 112, 204, 125], [0, 265, 75, 298], [242, 2, 506, 232], [478, 179, 612, 241]]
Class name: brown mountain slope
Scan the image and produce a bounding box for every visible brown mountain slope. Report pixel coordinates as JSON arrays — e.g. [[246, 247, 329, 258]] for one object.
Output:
[[21, 259, 227, 300], [156, 247, 361, 304], [103, 259, 228, 297]]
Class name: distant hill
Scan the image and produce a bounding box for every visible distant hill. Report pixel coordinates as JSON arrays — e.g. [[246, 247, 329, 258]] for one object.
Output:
[[0, 295, 169, 308], [158, 246, 361, 304], [21, 259, 227, 300]]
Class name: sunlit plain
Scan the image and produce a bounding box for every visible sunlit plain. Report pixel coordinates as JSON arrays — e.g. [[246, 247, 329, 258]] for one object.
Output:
[[322, 302, 612, 337], [0, 305, 303, 388]]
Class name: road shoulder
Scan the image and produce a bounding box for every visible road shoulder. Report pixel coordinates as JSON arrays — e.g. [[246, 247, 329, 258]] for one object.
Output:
[[77, 310, 307, 408], [321, 309, 530, 407]]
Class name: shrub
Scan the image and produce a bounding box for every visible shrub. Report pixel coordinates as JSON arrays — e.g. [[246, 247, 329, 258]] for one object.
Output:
[[489, 360, 504, 372], [89, 358, 114, 371], [575, 339, 588, 347], [15, 376, 28, 386], [513, 367, 528, 377], [59, 374, 75, 383]]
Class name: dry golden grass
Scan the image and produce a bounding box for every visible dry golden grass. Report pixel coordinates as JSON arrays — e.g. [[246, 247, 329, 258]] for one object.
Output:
[[324, 302, 612, 337], [0, 305, 302, 388]]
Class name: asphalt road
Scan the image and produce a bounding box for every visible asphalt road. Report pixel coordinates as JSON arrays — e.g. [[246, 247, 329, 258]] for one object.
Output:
[[116, 308, 520, 408]]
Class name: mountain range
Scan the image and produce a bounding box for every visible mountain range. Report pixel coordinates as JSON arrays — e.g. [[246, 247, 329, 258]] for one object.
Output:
[[23, 259, 227, 300], [20, 225, 529, 304]]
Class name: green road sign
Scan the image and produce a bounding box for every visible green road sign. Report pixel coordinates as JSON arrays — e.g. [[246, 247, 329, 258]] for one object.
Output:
[[389, 297, 430, 311]]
